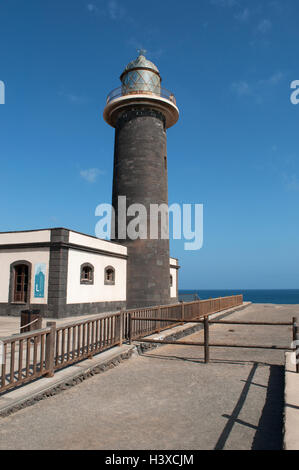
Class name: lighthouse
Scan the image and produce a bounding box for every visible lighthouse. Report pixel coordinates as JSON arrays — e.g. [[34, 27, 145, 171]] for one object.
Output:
[[103, 52, 179, 309]]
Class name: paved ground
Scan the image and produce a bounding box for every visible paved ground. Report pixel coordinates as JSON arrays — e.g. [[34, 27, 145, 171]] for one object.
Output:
[[0, 303, 298, 450]]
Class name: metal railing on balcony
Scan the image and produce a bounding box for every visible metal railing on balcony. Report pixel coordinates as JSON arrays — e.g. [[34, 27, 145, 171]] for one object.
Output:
[[106, 86, 177, 106]]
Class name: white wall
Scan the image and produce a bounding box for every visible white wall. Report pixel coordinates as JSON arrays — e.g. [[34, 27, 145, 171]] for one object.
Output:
[[0, 248, 50, 304], [170, 266, 177, 298], [66, 249, 127, 304], [69, 231, 127, 256], [170, 257, 178, 298], [0, 230, 51, 245]]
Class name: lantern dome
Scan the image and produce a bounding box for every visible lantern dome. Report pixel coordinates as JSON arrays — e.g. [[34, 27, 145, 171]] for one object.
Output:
[[120, 53, 161, 95], [104, 51, 179, 129]]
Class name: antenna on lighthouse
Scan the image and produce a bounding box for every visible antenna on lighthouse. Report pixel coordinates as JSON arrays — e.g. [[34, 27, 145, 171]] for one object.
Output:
[[137, 48, 147, 57]]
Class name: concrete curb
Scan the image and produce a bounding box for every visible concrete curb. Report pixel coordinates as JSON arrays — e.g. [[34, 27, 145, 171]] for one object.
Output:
[[283, 351, 299, 450], [0, 302, 251, 418]]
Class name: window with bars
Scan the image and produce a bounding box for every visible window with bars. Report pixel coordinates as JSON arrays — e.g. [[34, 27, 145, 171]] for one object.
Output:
[[80, 264, 94, 284], [104, 266, 115, 285]]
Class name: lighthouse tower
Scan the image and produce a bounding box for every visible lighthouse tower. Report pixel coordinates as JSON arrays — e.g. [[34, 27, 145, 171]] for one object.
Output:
[[103, 52, 179, 309]]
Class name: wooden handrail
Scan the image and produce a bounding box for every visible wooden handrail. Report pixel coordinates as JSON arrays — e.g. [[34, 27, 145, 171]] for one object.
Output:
[[0, 327, 51, 344]]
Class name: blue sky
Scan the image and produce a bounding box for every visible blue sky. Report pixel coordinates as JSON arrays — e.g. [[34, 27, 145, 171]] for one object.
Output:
[[0, 0, 298, 289]]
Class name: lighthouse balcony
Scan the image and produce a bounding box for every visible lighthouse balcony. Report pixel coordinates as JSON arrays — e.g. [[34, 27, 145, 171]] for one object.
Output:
[[104, 86, 179, 129], [106, 86, 177, 106]]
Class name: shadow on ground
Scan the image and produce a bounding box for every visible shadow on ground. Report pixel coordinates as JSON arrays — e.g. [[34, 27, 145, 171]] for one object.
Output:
[[143, 353, 284, 450], [251, 365, 284, 450], [214, 363, 284, 450]]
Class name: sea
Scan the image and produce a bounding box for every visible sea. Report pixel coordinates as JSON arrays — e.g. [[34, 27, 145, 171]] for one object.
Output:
[[178, 289, 299, 305]]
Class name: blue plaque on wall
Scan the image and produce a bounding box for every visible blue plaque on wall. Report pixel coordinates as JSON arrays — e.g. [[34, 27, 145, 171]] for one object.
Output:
[[34, 263, 46, 298]]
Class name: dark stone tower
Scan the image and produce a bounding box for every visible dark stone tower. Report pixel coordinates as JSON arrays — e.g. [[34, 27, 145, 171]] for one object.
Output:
[[103, 53, 179, 309]]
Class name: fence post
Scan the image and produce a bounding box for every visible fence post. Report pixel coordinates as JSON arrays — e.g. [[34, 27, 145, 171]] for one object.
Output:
[[292, 317, 297, 342], [296, 335, 299, 375], [119, 310, 124, 347], [0, 341, 5, 388], [204, 316, 210, 364], [293, 317, 299, 374], [181, 302, 184, 325], [45, 321, 56, 378], [128, 313, 132, 344], [156, 306, 161, 333]]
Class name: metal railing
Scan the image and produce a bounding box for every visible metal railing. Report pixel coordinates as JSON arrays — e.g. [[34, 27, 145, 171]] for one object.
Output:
[[0, 295, 243, 394], [106, 86, 177, 106]]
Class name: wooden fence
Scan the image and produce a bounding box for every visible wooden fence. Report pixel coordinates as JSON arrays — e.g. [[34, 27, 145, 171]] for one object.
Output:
[[0, 295, 243, 394], [54, 313, 123, 371], [131, 314, 297, 369], [123, 295, 243, 340], [0, 326, 53, 393]]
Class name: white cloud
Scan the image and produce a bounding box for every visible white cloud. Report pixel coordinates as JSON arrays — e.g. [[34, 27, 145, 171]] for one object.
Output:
[[211, 1, 252, 25], [256, 72, 284, 88], [257, 19, 272, 34], [235, 8, 250, 22], [127, 37, 164, 61], [267, 72, 284, 85], [67, 94, 88, 104], [231, 71, 285, 101], [107, 0, 125, 20], [86, 1, 127, 21], [254, 153, 299, 194], [87, 3, 98, 12], [283, 173, 299, 192], [268, 1, 283, 14], [80, 168, 104, 183], [210, 0, 237, 7], [59, 90, 88, 105], [231, 81, 252, 96]]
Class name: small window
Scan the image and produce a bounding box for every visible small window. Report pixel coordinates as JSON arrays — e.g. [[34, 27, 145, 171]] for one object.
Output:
[[170, 275, 173, 287], [105, 266, 115, 285], [80, 264, 94, 284]]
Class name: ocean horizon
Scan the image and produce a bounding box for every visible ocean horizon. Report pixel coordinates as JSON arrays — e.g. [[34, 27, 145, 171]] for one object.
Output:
[[179, 289, 299, 305]]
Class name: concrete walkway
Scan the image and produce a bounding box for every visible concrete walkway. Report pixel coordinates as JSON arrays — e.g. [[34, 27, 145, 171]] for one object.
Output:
[[284, 351, 299, 450], [0, 303, 297, 450], [0, 303, 249, 416]]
